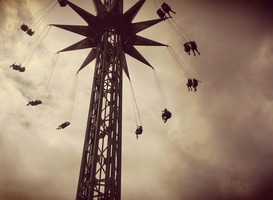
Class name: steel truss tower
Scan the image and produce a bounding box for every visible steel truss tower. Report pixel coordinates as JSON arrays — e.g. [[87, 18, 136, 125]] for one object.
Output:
[[77, 31, 123, 199], [52, 0, 166, 199]]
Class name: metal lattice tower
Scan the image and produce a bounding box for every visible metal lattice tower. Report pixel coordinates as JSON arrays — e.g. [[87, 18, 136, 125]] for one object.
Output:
[[52, 0, 166, 199], [76, 31, 123, 199]]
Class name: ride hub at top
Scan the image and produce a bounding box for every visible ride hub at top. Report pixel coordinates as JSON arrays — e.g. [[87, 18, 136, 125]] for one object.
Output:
[[53, 0, 166, 74]]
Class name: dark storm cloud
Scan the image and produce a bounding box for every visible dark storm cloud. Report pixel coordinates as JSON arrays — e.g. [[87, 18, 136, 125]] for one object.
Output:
[[159, 0, 273, 200]]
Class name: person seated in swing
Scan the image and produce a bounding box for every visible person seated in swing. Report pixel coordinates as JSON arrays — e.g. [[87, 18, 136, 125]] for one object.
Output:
[[161, 108, 172, 123], [189, 41, 200, 56], [21, 23, 29, 32], [18, 66, 26, 72], [57, 121, 71, 130], [10, 63, 19, 70], [161, 2, 176, 18], [27, 99, 42, 106], [156, 8, 166, 20], [183, 42, 191, 55], [135, 125, 143, 139], [192, 78, 201, 92], [186, 78, 193, 91], [26, 28, 35, 36]]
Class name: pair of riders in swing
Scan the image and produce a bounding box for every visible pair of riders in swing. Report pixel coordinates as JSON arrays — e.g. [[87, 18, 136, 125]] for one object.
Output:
[[57, 121, 71, 130], [27, 99, 42, 106], [10, 63, 25, 72], [157, 2, 176, 20], [184, 41, 200, 56], [20, 23, 35, 36], [187, 78, 201, 92]]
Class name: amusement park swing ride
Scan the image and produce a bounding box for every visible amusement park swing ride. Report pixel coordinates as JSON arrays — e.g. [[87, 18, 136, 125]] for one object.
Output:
[[9, 0, 201, 199]]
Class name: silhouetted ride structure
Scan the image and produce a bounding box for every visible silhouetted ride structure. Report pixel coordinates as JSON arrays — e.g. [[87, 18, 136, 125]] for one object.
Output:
[[9, 0, 202, 199], [52, 0, 169, 199]]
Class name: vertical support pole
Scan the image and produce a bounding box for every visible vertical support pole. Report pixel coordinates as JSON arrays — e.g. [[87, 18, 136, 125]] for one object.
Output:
[[76, 29, 122, 200]]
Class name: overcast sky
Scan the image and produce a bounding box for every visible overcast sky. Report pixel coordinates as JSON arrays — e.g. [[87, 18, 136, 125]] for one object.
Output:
[[1, 0, 273, 200]]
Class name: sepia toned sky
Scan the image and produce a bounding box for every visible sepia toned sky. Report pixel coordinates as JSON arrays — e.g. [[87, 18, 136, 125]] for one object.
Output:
[[1, 0, 273, 200]]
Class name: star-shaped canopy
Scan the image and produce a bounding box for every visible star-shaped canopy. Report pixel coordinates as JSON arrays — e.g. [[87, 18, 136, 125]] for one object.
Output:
[[51, 0, 167, 79]]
